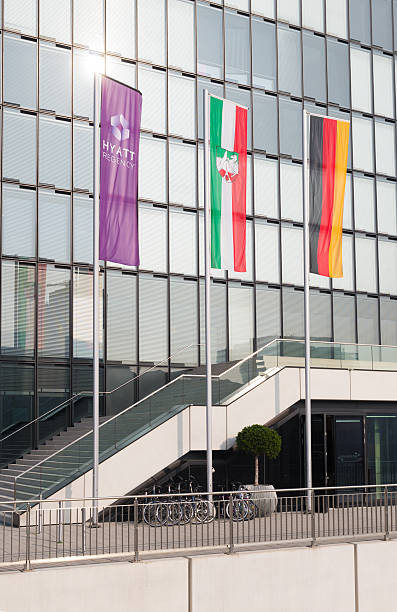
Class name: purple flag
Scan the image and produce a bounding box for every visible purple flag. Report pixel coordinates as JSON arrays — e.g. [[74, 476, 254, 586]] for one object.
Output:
[[100, 76, 142, 265]]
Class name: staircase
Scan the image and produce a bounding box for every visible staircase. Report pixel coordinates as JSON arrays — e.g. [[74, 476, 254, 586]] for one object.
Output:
[[0, 417, 112, 510], [1, 338, 396, 512]]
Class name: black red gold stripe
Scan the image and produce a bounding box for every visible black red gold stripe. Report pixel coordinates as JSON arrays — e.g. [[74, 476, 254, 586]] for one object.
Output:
[[309, 115, 350, 278]]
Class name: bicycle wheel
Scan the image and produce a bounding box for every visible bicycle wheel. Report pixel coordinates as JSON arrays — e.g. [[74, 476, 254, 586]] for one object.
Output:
[[143, 502, 168, 527], [226, 499, 248, 522], [194, 500, 216, 524], [180, 501, 194, 524], [167, 501, 182, 525]]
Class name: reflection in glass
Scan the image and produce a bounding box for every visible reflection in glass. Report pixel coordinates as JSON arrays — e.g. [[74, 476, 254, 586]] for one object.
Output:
[[1, 261, 35, 356], [252, 18, 276, 90], [39, 190, 70, 263], [4, 34, 36, 109], [2, 185, 36, 258], [225, 11, 250, 86], [37, 265, 70, 358], [107, 271, 137, 364], [197, 2, 223, 79], [170, 278, 198, 367]]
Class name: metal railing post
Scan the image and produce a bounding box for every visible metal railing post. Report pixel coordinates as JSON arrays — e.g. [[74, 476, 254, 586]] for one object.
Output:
[[384, 486, 390, 541], [23, 504, 32, 572], [228, 493, 234, 554], [82, 507, 86, 554], [134, 497, 139, 562], [38, 494, 43, 534], [57, 501, 63, 543], [311, 490, 316, 546]]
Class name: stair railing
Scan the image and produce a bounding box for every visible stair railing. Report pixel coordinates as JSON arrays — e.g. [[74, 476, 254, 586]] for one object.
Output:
[[0, 342, 202, 455]]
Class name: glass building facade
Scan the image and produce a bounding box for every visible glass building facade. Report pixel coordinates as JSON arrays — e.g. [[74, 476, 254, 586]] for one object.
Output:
[[2, 0, 397, 446]]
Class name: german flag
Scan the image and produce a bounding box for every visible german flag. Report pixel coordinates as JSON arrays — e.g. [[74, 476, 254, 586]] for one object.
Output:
[[309, 115, 350, 278]]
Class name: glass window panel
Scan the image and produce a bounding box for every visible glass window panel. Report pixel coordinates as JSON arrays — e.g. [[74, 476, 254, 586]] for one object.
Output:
[[137, 0, 165, 65], [282, 224, 303, 286], [170, 278, 198, 366], [277, 0, 300, 24], [350, 0, 371, 45], [73, 121, 93, 192], [354, 175, 375, 232], [139, 275, 168, 363], [139, 135, 167, 203], [40, 0, 71, 43], [170, 208, 197, 276], [282, 287, 304, 338], [377, 179, 397, 235], [253, 92, 278, 154], [225, 10, 250, 86], [254, 156, 278, 218], [355, 236, 377, 293], [252, 18, 276, 91], [357, 295, 379, 344], [372, 0, 393, 50], [1, 261, 35, 356], [350, 47, 372, 113], [333, 293, 356, 343], [246, 155, 253, 216], [256, 285, 281, 346], [0, 362, 34, 444], [37, 265, 70, 358], [326, 0, 347, 38], [332, 234, 354, 291], [310, 291, 332, 341], [197, 2, 223, 79], [106, 0, 135, 59], [4, 0, 36, 35], [279, 98, 302, 159], [229, 283, 254, 360], [73, 268, 103, 359], [379, 239, 397, 295], [4, 34, 36, 109], [231, 220, 254, 282], [39, 116, 71, 189], [73, 194, 93, 264], [373, 53, 394, 118], [343, 174, 353, 229], [169, 140, 196, 207], [255, 220, 280, 283], [107, 271, 136, 363], [200, 280, 227, 364], [39, 42, 71, 117], [352, 116, 374, 173], [380, 296, 397, 344], [278, 25, 302, 97], [327, 39, 350, 108], [225, 0, 249, 9], [303, 32, 326, 103], [375, 121, 396, 176], [3, 109, 36, 184], [138, 203, 167, 272], [38, 190, 70, 263], [73, 0, 104, 51], [302, 0, 324, 31], [2, 184, 36, 258], [106, 57, 136, 89], [138, 65, 166, 134], [197, 79, 223, 140], [73, 50, 104, 120], [280, 161, 303, 222], [168, 0, 195, 73], [252, 0, 275, 18], [168, 72, 196, 139], [37, 366, 69, 438]]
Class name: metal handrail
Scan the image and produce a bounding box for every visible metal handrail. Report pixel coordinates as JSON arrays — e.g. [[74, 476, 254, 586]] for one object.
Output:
[[13, 338, 397, 492], [0, 342, 202, 446]]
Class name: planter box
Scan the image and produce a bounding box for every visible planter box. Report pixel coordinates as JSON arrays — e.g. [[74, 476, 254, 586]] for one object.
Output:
[[244, 484, 277, 517]]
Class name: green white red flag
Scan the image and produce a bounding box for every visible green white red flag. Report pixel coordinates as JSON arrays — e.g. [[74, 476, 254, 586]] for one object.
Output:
[[209, 96, 248, 272]]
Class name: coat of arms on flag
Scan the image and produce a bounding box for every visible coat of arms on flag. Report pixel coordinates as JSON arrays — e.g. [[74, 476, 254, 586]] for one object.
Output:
[[216, 148, 239, 183]]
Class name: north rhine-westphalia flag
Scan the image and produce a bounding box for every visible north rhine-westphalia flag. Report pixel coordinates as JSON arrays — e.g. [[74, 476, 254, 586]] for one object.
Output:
[[309, 115, 350, 278], [210, 96, 248, 272]]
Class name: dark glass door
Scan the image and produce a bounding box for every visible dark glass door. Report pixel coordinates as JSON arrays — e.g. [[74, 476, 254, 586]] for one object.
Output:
[[333, 417, 364, 487]]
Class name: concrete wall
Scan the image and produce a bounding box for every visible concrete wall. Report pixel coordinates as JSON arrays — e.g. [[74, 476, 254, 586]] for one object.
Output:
[[2, 539, 397, 612]]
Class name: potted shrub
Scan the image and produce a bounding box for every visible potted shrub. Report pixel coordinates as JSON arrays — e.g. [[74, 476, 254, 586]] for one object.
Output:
[[235, 424, 282, 516]]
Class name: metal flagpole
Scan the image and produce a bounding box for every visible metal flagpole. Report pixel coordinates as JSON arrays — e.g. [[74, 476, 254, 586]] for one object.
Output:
[[93, 72, 101, 516], [203, 89, 213, 496], [302, 109, 312, 511]]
